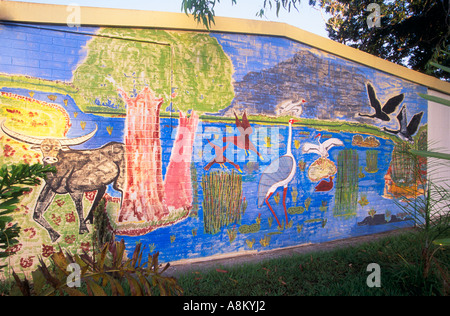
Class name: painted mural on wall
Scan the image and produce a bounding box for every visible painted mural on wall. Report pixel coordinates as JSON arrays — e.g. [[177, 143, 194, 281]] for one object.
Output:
[[0, 23, 428, 275]]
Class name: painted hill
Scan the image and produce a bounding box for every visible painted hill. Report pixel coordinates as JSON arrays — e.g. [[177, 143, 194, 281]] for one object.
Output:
[[214, 50, 367, 120]]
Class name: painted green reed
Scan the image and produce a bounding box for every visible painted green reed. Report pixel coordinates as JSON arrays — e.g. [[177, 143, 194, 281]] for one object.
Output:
[[202, 170, 245, 235], [391, 143, 417, 186], [190, 162, 199, 216], [365, 150, 379, 173], [334, 149, 359, 217], [391, 128, 427, 186]]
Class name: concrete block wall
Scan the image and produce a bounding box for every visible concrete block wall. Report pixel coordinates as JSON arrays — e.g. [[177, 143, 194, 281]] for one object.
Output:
[[0, 2, 449, 276]]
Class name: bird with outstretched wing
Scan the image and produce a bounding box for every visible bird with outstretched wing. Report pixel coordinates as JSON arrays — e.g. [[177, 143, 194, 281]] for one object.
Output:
[[302, 134, 344, 158], [204, 139, 242, 172], [223, 111, 262, 159], [359, 83, 404, 122], [383, 105, 423, 144]]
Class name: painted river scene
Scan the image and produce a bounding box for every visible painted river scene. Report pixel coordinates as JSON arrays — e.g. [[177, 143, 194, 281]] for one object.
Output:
[[0, 24, 428, 271]]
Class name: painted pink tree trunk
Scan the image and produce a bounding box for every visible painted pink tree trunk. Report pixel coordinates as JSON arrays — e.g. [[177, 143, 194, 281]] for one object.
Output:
[[117, 87, 169, 223], [164, 111, 199, 210]]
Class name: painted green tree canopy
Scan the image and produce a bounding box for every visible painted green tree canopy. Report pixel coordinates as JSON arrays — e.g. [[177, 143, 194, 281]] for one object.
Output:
[[73, 28, 235, 114]]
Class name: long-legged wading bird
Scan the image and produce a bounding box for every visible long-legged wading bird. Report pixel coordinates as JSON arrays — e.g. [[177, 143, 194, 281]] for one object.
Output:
[[383, 105, 423, 144], [257, 118, 299, 227], [358, 83, 404, 121]]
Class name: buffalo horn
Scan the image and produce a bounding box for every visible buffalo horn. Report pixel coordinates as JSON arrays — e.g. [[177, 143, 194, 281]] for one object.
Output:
[[1, 119, 44, 145], [59, 125, 98, 146], [1, 120, 98, 146]]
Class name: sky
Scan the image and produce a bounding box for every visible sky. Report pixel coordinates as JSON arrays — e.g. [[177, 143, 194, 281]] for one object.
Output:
[[7, 0, 330, 38]]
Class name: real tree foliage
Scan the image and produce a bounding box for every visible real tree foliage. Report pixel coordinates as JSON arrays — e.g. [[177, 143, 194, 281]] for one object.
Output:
[[181, 0, 301, 28], [181, 0, 450, 80], [0, 164, 55, 271], [316, 0, 450, 80]]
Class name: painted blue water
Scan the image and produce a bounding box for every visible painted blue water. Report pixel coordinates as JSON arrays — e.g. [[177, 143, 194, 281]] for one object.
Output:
[[121, 120, 414, 263], [1, 86, 414, 263]]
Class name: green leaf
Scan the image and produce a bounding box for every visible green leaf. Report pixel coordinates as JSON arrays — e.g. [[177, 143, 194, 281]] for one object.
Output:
[[409, 149, 450, 161], [0, 209, 14, 216], [126, 274, 143, 296], [50, 250, 70, 274], [0, 216, 13, 223], [0, 197, 20, 210], [433, 238, 450, 247], [86, 278, 107, 296], [97, 243, 109, 270], [418, 93, 450, 107], [181, 0, 189, 13], [430, 61, 450, 74], [12, 269, 31, 296], [31, 269, 46, 295], [64, 287, 87, 296], [136, 271, 153, 296], [105, 274, 125, 296], [37, 257, 62, 290]]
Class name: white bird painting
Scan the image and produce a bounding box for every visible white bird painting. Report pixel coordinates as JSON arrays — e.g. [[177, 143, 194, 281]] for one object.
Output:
[[258, 118, 299, 227], [302, 133, 344, 158], [275, 98, 307, 117]]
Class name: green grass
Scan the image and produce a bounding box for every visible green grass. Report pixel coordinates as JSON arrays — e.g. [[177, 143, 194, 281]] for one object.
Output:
[[176, 230, 449, 296], [2, 230, 448, 296]]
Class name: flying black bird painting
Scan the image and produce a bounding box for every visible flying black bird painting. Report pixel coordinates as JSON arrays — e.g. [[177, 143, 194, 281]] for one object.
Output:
[[359, 83, 404, 121], [383, 105, 423, 144]]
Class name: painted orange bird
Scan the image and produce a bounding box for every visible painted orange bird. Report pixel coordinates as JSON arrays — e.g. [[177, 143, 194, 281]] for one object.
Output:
[[204, 139, 242, 173], [223, 111, 263, 159]]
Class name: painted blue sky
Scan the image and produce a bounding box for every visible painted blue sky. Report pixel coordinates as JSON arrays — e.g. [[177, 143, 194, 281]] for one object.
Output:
[[0, 23, 97, 81]]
